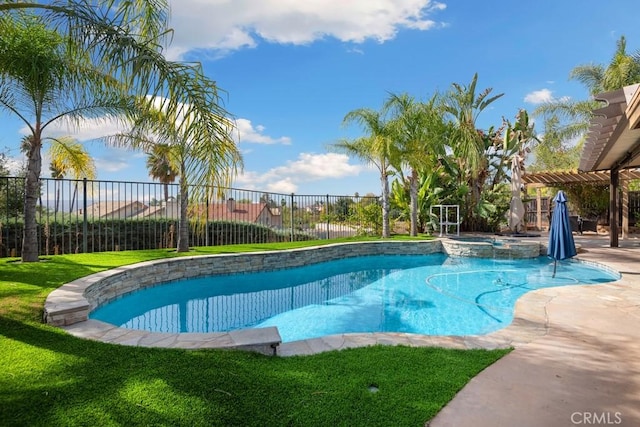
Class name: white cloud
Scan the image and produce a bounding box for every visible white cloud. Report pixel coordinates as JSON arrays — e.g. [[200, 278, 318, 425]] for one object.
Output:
[[94, 148, 134, 173], [524, 89, 554, 105], [234, 152, 364, 193], [266, 178, 298, 194], [269, 153, 362, 179], [524, 89, 572, 105], [235, 118, 291, 145], [3, 155, 24, 174], [166, 0, 447, 59], [347, 47, 365, 55], [17, 118, 134, 174], [21, 116, 130, 142], [28, 113, 290, 148]]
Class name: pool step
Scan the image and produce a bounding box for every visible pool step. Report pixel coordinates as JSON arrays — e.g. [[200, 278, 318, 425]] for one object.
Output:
[[228, 326, 282, 356]]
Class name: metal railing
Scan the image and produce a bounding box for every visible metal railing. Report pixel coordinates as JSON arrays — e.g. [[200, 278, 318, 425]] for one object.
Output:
[[0, 176, 381, 258]]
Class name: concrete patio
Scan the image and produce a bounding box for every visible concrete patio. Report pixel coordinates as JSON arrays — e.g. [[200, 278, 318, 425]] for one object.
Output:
[[428, 233, 640, 427]]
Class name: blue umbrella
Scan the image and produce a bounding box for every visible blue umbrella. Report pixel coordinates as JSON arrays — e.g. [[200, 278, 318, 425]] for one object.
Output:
[[547, 190, 577, 277]]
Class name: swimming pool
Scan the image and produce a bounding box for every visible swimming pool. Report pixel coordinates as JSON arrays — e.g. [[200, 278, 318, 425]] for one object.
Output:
[[89, 254, 619, 343]]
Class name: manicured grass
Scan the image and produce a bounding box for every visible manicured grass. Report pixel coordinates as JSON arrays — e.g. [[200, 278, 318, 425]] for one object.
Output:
[[0, 237, 509, 426]]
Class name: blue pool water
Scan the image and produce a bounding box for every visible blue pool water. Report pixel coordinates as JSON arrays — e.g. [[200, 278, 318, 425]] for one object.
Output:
[[90, 254, 619, 343]]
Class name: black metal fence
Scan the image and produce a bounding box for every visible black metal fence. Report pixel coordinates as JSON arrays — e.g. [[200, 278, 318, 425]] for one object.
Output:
[[0, 177, 381, 258]]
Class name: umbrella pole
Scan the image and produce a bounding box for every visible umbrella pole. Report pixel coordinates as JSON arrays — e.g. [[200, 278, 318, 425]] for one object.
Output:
[[552, 260, 557, 278]]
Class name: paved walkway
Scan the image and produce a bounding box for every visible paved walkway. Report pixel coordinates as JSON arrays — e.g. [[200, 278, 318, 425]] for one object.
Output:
[[428, 234, 640, 427]]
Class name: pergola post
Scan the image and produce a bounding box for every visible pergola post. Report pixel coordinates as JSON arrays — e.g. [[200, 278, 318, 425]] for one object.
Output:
[[536, 187, 542, 231], [609, 169, 619, 247], [622, 179, 629, 240]]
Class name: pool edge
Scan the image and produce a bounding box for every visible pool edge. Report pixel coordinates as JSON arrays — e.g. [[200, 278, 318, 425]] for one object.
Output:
[[43, 239, 621, 355]]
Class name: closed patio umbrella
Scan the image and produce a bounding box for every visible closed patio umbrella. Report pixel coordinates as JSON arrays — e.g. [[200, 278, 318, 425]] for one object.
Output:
[[547, 190, 577, 277], [508, 153, 525, 233]]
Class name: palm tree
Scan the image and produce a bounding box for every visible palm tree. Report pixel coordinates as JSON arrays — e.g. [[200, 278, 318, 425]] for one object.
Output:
[[20, 134, 95, 217], [535, 36, 640, 143], [1, 3, 237, 261], [333, 108, 398, 238], [572, 36, 640, 95], [120, 100, 242, 252], [48, 136, 97, 213], [528, 116, 582, 173], [384, 92, 448, 236], [442, 73, 504, 230], [146, 144, 178, 202], [0, 13, 130, 261]]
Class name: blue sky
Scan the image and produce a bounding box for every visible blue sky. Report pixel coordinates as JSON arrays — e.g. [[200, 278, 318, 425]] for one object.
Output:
[[2, 0, 640, 196]]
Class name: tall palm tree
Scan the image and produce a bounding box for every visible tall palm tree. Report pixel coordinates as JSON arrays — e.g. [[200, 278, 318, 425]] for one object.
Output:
[[384, 92, 448, 236], [572, 36, 640, 96], [0, 12, 131, 261], [1, 3, 237, 261], [442, 73, 504, 230], [333, 108, 398, 238], [535, 35, 640, 143], [146, 143, 178, 202], [120, 100, 242, 252]]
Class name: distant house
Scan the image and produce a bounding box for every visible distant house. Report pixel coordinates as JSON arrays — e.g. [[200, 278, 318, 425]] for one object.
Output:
[[131, 205, 165, 219], [304, 204, 323, 214], [80, 198, 282, 228], [204, 199, 283, 228], [79, 201, 149, 219]]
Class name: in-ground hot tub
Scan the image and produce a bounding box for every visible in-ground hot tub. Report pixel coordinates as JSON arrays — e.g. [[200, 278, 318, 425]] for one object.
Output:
[[441, 236, 541, 259]]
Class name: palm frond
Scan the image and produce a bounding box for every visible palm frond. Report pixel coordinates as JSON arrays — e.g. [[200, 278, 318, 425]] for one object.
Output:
[[46, 136, 96, 179], [569, 64, 605, 95]]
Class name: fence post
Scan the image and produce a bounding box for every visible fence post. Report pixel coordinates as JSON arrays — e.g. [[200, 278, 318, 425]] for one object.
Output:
[[290, 193, 295, 242], [82, 178, 88, 253], [205, 196, 210, 247], [326, 194, 330, 240], [622, 179, 629, 240]]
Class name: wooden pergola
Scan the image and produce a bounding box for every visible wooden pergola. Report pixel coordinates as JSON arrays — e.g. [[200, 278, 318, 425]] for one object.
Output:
[[521, 169, 640, 239], [522, 169, 640, 186], [526, 83, 640, 247]]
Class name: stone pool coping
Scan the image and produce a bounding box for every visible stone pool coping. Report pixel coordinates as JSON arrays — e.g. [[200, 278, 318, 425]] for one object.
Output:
[[44, 238, 570, 355]]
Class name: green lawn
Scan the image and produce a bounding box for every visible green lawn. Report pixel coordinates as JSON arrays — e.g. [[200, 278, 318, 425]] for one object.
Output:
[[0, 237, 509, 426]]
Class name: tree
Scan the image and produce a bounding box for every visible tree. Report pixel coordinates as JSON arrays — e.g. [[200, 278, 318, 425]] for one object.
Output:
[[442, 73, 504, 231], [121, 99, 242, 252], [530, 36, 640, 226], [528, 116, 582, 173], [0, 151, 25, 219], [572, 36, 640, 96], [146, 143, 178, 203], [535, 36, 640, 142], [499, 110, 539, 180], [0, 12, 131, 261], [333, 108, 398, 238], [1, 2, 239, 261], [384, 92, 448, 236], [47, 136, 96, 213]]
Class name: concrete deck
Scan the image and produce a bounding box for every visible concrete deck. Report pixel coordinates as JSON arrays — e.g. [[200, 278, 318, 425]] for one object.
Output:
[[428, 233, 640, 427]]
